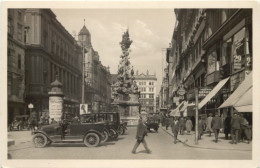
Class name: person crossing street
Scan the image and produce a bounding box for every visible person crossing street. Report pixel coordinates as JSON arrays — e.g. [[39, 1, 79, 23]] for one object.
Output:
[[132, 111, 151, 154]]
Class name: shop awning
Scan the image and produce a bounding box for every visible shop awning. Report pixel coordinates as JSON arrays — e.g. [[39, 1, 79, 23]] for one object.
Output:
[[170, 101, 185, 116], [182, 103, 195, 117], [198, 77, 230, 109], [234, 87, 252, 112], [219, 72, 252, 109]]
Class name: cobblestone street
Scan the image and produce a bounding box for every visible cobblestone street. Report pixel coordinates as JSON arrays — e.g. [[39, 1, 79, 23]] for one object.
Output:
[[8, 127, 251, 160]]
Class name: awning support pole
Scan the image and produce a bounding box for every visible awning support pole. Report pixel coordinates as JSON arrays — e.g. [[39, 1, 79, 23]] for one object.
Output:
[[195, 88, 199, 145]]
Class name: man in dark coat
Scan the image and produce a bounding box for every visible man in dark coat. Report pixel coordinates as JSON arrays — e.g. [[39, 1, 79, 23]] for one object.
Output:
[[211, 113, 222, 143], [72, 115, 80, 124], [224, 113, 231, 140], [165, 116, 170, 130], [132, 112, 151, 154], [231, 111, 241, 144], [171, 117, 180, 144]]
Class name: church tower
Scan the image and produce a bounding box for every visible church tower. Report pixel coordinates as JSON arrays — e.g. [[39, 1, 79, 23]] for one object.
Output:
[[78, 21, 92, 48]]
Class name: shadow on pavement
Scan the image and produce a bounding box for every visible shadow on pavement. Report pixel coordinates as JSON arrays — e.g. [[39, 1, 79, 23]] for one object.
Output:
[[98, 142, 116, 147], [50, 143, 86, 147]]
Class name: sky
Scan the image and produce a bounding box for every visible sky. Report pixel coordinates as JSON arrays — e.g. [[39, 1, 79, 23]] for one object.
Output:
[[52, 9, 176, 95]]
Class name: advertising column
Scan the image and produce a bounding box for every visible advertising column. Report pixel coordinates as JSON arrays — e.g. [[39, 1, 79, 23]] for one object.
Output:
[[48, 77, 64, 122]]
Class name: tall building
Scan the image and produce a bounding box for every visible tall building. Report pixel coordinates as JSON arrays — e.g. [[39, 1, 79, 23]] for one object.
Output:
[[78, 24, 112, 113], [134, 70, 157, 113], [167, 9, 252, 119], [7, 9, 26, 125], [24, 9, 83, 120]]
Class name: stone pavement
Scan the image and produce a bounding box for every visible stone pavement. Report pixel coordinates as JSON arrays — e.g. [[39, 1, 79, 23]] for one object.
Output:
[[161, 126, 252, 151]]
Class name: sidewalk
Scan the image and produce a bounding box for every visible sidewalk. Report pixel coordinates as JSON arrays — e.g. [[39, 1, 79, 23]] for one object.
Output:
[[161, 126, 252, 151]]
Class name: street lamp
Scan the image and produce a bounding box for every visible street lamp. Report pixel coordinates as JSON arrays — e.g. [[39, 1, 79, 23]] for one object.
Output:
[[28, 103, 34, 118]]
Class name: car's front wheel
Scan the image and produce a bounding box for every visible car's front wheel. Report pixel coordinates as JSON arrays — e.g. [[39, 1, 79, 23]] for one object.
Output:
[[32, 133, 48, 148], [84, 133, 100, 147]]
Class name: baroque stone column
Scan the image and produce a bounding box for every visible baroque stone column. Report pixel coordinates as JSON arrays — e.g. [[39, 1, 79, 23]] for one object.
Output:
[[48, 76, 64, 122]]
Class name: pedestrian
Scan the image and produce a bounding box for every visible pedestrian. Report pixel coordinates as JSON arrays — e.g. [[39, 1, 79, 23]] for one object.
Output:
[[240, 114, 250, 144], [211, 113, 222, 143], [72, 115, 80, 124], [231, 111, 241, 144], [50, 118, 57, 124], [132, 111, 151, 154], [165, 115, 170, 130], [171, 117, 180, 144], [224, 113, 231, 140], [206, 113, 213, 137], [185, 117, 193, 134], [198, 117, 203, 140], [179, 116, 185, 135]]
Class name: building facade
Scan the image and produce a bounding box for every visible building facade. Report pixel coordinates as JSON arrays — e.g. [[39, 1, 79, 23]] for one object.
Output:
[[159, 67, 169, 111], [7, 9, 26, 125], [167, 9, 252, 118], [134, 70, 157, 113], [24, 9, 83, 120], [78, 24, 112, 113]]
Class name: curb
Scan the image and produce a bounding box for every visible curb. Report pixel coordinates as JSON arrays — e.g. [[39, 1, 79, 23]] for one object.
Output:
[[161, 127, 252, 151]]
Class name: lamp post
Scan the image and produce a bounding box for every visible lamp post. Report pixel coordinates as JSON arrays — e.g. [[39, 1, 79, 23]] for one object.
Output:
[[28, 103, 34, 118], [82, 42, 85, 104], [194, 87, 199, 145]]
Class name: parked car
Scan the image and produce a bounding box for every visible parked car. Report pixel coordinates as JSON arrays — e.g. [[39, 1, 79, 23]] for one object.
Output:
[[82, 112, 123, 139], [32, 120, 105, 148], [146, 113, 160, 132]]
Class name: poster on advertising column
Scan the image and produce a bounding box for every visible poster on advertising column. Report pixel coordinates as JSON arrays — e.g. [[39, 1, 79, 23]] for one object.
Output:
[[80, 104, 89, 114]]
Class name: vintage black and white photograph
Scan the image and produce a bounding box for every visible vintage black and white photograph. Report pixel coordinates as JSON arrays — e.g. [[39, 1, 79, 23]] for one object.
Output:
[[1, 1, 259, 168]]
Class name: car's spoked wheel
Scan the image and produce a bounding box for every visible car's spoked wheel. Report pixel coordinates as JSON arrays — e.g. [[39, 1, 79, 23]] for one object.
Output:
[[101, 131, 109, 143], [109, 129, 118, 139], [32, 133, 48, 148], [118, 126, 124, 135], [84, 133, 100, 147]]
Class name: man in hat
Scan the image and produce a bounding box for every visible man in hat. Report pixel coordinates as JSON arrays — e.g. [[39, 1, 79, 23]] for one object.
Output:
[[171, 117, 180, 144], [231, 111, 242, 144], [212, 113, 222, 143], [132, 111, 151, 154], [72, 115, 80, 124], [206, 113, 213, 137]]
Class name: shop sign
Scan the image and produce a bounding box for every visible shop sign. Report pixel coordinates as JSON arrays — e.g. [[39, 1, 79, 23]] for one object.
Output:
[[173, 97, 180, 103], [179, 95, 184, 100], [80, 104, 89, 114], [233, 38, 244, 70], [233, 55, 242, 70], [178, 89, 186, 96], [199, 88, 212, 99]]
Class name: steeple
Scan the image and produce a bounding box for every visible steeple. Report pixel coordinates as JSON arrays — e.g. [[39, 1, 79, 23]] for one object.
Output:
[[78, 19, 92, 48]]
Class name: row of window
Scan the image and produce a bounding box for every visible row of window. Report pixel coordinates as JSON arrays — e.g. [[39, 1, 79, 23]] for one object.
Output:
[[49, 63, 80, 97], [8, 13, 23, 42], [8, 48, 22, 70], [137, 81, 154, 86], [174, 10, 252, 90], [140, 94, 154, 99], [41, 16, 80, 70], [140, 100, 155, 106], [139, 87, 154, 92]]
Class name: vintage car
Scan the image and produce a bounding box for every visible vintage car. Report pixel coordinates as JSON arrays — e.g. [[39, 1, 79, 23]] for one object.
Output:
[[146, 113, 160, 132], [32, 121, 105, 148], [82, 112, 126, 138]]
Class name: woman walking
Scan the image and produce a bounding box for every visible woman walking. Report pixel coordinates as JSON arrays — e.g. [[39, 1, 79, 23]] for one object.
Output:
[[185, 117, 193, 134]]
